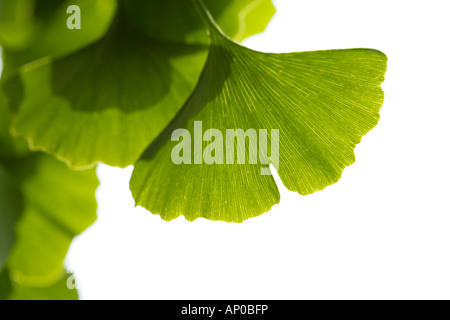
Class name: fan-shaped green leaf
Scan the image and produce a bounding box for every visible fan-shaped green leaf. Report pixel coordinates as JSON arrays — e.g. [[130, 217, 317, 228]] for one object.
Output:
[[130, 4, 387, 222]]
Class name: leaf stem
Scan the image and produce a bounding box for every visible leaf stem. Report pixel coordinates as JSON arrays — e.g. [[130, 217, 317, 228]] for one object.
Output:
[[192, 0, 228, 41]]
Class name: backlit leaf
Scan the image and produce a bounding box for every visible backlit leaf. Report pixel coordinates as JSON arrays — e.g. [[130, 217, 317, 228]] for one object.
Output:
[[127, 0, 275, 44], [3, 269, 78, 300], [0, 163, 22, 270], [1, 80, 98, 295], [0, 269, 12, 299], [130, 3, 387, 222]]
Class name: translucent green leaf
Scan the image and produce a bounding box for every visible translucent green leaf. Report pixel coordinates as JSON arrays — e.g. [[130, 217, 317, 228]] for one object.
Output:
[[130, 4, 387, 222], [1, 85, 97, 295], [4, 154, 98, 285], [9, 3, 206, 168], [0, 0, 117, 161], [3, 269, 78, 300], [0, 0, 51, 50]]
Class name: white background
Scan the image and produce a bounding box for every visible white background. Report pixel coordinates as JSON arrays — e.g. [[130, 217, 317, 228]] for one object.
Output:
[[64, 0, 450, 299]]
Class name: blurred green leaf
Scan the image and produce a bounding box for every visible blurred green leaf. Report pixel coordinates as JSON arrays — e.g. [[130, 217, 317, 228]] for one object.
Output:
[[4, 154, 98, 285], [0, 269, 12, 299], [10, 17, 207, 168], [0, 0, 116, 75], [130, 4, 387, 222], [1, 83, 98, 293], [0, 93, 29, 159], [0, 164, 22, 270]]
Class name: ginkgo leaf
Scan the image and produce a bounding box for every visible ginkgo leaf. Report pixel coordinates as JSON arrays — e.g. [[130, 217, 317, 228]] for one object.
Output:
[[227, 0, 276, 43], [0, 269, 12, 299], [8, 0, 274, 168], [3, 153, 98, 285], [1, 81, 98, 294], [8, 273, 78, 300], [10, 21, 206, 168], [0, 0, 116, 163], [130, 3, 387, 222], [0, 0, 116, 165]]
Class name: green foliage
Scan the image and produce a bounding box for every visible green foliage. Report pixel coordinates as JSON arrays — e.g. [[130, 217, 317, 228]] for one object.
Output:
[[0, 0, 386, 298], [0, 68, 98, 300], [5, 154, 98, 285], [0, 153, 96, 300]]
